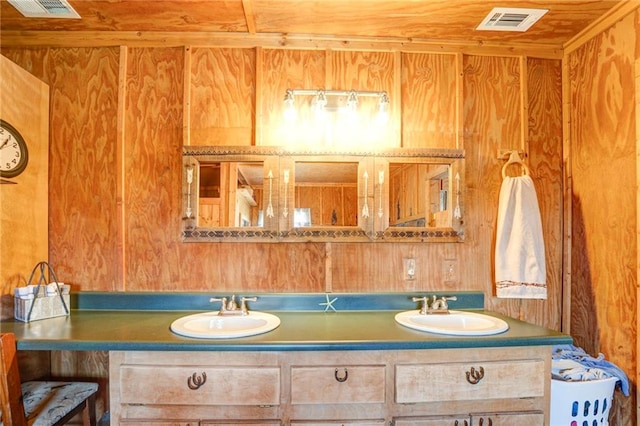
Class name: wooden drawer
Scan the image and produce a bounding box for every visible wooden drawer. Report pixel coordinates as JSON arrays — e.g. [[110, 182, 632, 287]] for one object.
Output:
[[119, 365, 280, 406], [200, 422, 282, 425], [291, 422, 386, 425], [393, 412, 544, 426], [471, 412, 544, 425], [290, 365, 386, 404], [395, 359, 545, 403], [121, 422, 198, 426]]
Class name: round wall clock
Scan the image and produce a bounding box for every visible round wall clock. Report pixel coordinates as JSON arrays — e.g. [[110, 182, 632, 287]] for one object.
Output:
[[0, 119, 29, 178]]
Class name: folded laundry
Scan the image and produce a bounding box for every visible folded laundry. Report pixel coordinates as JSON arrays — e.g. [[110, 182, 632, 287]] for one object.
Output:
[[14, 285, 36, 299], [552, 344, 629, 396], [14, 283, 69, 299]]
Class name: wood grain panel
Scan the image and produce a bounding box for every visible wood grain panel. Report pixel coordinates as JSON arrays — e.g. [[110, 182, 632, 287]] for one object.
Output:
[[330, 243, 456, 293], [3, 47, 121, 292], [567, 11, 637, 426], [0, 1, 249, 33], [331, 51, 397, 148], [401, 53, 457, 149], [523, 57, 563, 330], [259, 49, 326, 147], [0, 54, 49, 310], [296, 186, 323, 226], [0, 0, 624, 53], [459, 55, 521, 318], [124, 47, 184, 290], [343, 186, 358, 227], [47, 48, 120, 292], [176, 243, 325, 293], [190, 47, 255, 146]]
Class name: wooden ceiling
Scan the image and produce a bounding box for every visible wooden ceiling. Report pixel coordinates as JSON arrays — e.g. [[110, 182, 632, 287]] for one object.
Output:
[[0, 0, 631, 53]]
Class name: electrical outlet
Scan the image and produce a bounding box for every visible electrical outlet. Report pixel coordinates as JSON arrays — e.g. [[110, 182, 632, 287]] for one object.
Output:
[[403, 257, 416, 281], [442, 259, 459, 282]]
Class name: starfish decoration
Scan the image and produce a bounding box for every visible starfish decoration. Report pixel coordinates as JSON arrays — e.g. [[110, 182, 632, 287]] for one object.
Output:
[[319, 293, 338, 312]]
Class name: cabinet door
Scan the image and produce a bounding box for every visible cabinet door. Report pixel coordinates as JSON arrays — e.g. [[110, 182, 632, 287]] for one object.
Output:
[[470, 412, 543, 425]]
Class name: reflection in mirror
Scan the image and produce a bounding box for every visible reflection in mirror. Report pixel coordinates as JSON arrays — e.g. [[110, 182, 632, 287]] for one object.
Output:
[[198, 162, 264, 228], [388, 163, 451, 228], [294, 162, 358, 227]]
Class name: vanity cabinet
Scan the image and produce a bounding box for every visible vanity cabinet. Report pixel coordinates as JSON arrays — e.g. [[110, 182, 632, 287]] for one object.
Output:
[[110, 346, 551, 425]]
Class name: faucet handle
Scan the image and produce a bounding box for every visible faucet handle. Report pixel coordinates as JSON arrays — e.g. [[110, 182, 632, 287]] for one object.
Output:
[[412, 296, 429, 315], [240, 296, 257, 315], [209, 297, 228, 312]]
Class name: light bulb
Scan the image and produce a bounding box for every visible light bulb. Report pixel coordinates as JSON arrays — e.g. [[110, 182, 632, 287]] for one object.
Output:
[[376, 92, 390, 125], [283, 89, 297, 122]]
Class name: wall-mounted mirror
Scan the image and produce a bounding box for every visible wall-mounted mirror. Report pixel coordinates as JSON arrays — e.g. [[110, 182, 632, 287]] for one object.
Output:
[[182, 146, 280, 242], [182, 147, 463, 242], [278, 154, 374, 241], [388, 163, 450, 228], [375, 149, 464, 242]]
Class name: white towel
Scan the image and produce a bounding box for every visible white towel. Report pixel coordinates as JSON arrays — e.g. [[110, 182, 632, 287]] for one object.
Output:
[[495, 175, 547, 299]]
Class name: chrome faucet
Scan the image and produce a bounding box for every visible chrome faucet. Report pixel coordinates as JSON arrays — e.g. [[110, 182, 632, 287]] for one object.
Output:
[[429, 295, 457, 313], [209, 295, 257, 316], [412, 295, 457, 314]]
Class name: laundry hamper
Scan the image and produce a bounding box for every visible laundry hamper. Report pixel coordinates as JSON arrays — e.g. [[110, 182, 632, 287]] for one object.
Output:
[[550, 376, 618, 425]]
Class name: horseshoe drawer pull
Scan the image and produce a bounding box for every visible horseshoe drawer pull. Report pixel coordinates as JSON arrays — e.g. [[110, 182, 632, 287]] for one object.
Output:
[[465, 366, 484, 384], [187, 372, 207, 390], [334, 368, 348, 382]]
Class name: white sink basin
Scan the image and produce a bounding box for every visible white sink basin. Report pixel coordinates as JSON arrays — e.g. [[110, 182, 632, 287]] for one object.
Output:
[[395, 310, 509, 336], [171, 311, 280, 339]]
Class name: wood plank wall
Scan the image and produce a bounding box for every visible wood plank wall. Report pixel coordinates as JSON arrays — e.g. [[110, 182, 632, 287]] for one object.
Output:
[[565, 10, 639, 426], [1, 43, 563, 420], [2, 46, 563, 318]]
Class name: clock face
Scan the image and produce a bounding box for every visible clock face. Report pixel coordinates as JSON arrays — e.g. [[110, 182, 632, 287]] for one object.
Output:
[[0, 120, 29, 178]]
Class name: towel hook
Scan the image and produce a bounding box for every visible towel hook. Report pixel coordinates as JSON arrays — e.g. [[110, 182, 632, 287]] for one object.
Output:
[[501, 150, 530, 178]]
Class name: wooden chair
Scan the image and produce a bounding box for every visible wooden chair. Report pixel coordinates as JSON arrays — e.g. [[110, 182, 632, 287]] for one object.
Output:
[[0, 333, 98, 426]]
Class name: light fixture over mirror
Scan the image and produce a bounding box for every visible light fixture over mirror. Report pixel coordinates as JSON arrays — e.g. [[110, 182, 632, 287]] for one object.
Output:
[[284, 89, 390, 125]]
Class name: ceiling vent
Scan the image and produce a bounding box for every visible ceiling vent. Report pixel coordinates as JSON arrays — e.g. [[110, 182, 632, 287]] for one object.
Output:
[[476, 7, 547, 32], [7, 0, 80, 18]]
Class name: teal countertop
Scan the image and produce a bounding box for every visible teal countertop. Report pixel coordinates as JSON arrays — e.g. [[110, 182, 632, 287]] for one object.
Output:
[[0, 292, 572, 351]]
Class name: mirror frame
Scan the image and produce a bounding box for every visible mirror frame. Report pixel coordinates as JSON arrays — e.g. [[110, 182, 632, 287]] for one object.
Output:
[[374, 148, 464, 243], [182, 146, 280, 242], [182, 146, 464, 243]]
